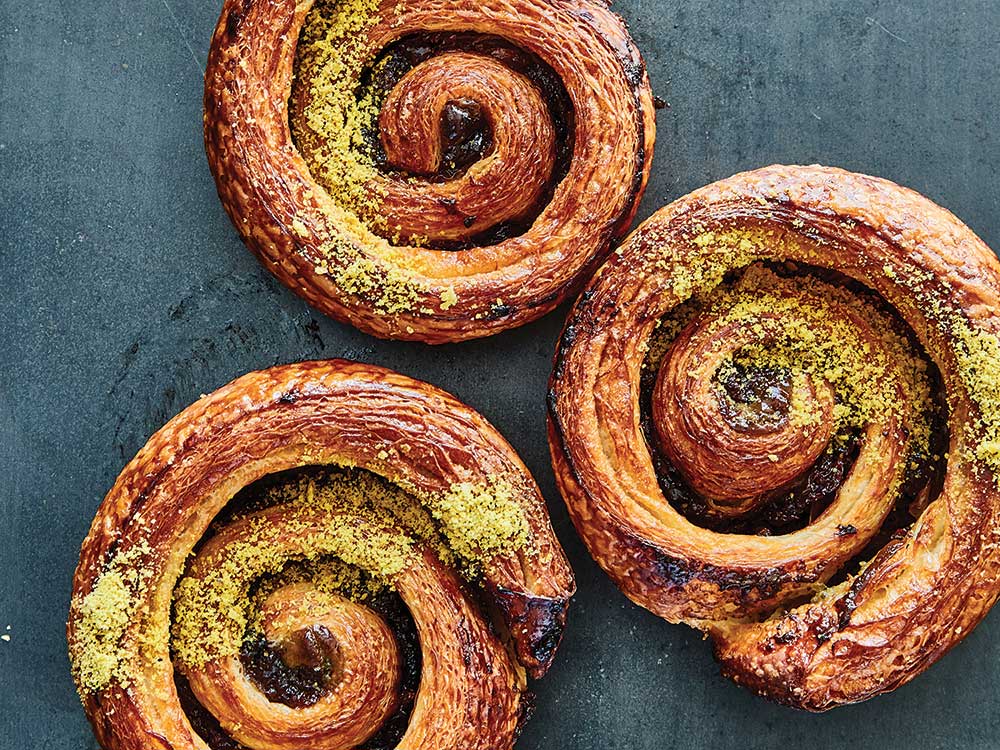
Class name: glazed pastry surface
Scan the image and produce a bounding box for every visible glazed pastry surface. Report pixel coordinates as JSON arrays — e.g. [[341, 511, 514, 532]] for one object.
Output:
[[548, 164, 1000, 710], [204, 0, 655, 343], [68, 360, 574, 749]]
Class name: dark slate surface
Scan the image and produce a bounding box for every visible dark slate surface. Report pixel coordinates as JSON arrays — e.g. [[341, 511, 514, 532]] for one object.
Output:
[[1, 0, 999, 747]]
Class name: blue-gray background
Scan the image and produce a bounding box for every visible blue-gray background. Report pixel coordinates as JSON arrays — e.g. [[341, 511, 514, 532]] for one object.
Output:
[[2, 1, 999, 747]]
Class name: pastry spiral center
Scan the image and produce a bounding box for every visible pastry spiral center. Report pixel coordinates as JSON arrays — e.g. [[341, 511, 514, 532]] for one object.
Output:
[[373, 50, 555, 242], [240, 585, 400, 717], [647, 265, 934, 527], [652, 305, 836, 512], [166, 467, 537, 750], [291, 20, 571, 248], [716, 363, 792, 433], [241, 626, 341, 709], [378, 54, 504, 178]]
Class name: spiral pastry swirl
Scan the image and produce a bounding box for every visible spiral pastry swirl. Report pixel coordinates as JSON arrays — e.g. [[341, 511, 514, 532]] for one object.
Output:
[[204, 0, 655, 343], [548, 165, 1000, 710], [68, 360, 574, 749]]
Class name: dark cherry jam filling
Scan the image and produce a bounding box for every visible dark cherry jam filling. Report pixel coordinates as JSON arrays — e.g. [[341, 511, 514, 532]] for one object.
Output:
[[176, 672, 247, 750], [352, 32, 576, 249], [357, 592, 422, 750], [439, 98, 494, 178], [716, 363, 792, 434], [240, 625, 340, 709]]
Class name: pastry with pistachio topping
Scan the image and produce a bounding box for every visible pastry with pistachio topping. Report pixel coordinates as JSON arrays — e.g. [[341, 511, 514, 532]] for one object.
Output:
[[204, 0, 655, 343], [68, 360, 574, 750], [548, 164, 1000, 710]]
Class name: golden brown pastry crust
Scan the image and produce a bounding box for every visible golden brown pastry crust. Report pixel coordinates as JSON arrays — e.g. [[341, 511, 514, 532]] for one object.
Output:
[[68, 360, 574, 748], [204, 0, 655, 344], [548, 164, 1000, 710]]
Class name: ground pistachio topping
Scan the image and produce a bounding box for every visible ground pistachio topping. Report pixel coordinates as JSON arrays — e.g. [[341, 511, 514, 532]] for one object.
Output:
[[433, 479, 531, 563], [70, 540, 154, 694], [289, 0, 446, 315], [171, 467, 531, 670], [291, 0, 385, 218], [951, 317, 1000, 477]]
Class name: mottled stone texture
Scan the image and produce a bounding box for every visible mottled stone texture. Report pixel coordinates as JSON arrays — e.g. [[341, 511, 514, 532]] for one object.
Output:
[[1, 0, 999, 748]]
